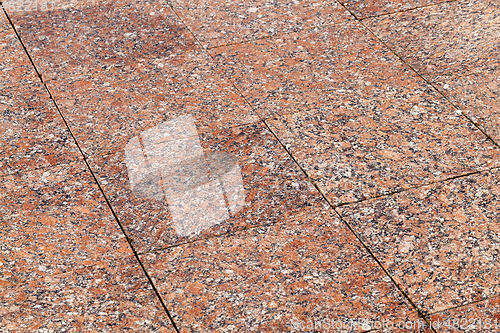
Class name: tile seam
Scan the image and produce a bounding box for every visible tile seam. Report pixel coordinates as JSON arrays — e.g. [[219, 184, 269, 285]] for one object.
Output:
[[0, 6, 180, 332]]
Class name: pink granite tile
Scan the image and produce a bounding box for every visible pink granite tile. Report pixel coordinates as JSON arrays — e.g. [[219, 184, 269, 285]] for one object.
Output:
[[364, 0, 500, 82], [168, 0, 353, 48], [0, 161, 132, 286], [0, 82, 80, 176], [0, 10, 39, 88], [45, 63, 258, 158], [436, 69, 500, 145], [141, 203, 427, 332], [7, 0, 208, 82], [88, 122, 323, 253], [0, 256, 176, 332], [340, 0, 451, 19], [267, 101, 499, 205], [210, 21, 453, 118], [338, 168, 500, 314], [429, 296, 500, 332], [216, 22, 500, 204]]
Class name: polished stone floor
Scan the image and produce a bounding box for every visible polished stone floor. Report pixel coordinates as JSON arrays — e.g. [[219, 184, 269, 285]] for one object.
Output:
[[1, 0, 499, 332]]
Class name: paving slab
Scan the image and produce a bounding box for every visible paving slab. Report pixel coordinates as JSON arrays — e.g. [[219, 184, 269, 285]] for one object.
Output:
[[141, 203, 428, 332], [363, 0, 500, 82], [338, 168, 500, 314], [167, 0, 353, 48], [435, 69, 500, 145], [340, 0, 451, 19], [88, 121, 323, 253], [0, 11, 39, 89], [0, 82, 80, 176], [211, 21, 500, 204]]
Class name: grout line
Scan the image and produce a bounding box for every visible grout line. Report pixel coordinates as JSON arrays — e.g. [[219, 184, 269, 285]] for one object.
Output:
[[355, 13, 500, 151], [1, 7, 181, 333], [356, 0, 459, 21], [425, 293, 500, 316], [167, 3, 434, 326]]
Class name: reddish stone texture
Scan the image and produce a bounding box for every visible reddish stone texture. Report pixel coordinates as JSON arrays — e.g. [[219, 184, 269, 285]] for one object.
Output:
[[0, 161, 132, 285], [0, 12, 39, 89], [0, 83, 81, 176], [339, 168, 500, 314], [436, 69, 500, 145], [89, 122, 324, 252], [211, 21, 500, 204], [167, 0, 353, 48], [364, 0, 500, 82], [142, 203, 429, 332], [340, 0, 451, 19], [0, 257, 176, 332], [429, 296, 500, 332]]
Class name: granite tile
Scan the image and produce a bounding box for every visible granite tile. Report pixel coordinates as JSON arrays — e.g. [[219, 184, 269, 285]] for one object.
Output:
[[45, 63, 256, 158], [0, 10, 39, 89], [429, 296, 500, 332], [0, 82, 80, 176], [364, 0, 500, 82], [267, 101, 499, 205], [340, 0, 450, 19], [168, 0, 353, 48], [220, 23, 500, 204], [0, 161, 132, 286], [0, 256, 176, 332], [210, 22, 441, 118], [338, 168, 500, 314], [88, 121, 323, 253], [7, 0, 208, 82], [436, 69, 500, 145], [141, 203, 426, 332]]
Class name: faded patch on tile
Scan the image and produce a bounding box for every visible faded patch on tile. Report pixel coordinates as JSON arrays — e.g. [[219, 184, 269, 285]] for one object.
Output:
[[0, 256, 176, 332], [142, 204, 425, 332], [8, 0, 208, 82], [89, 122, 322, 252], [339, 168, 500, 313], [364, 0, 500, 81], [0, 83, 80, 176], [0, 161, 132, 286]]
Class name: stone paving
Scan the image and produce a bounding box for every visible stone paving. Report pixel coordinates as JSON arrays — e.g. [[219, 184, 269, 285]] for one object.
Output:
[[1, 0, 499, 332]]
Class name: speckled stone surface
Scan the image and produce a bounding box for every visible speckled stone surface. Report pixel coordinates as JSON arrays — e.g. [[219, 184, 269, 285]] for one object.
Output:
[[429, 296, 500, 332], [364, 0, 500, 82], [436, 69, 500, 145], [0, 256, 176, 332], [0, 83, 80, 176], [338, 168, 500, 314], [211, 21, 500, 204], [0, 161, 132, 286], [340, 0, 450, 19], [89, 122, 323, 253], [7, 0, 209, 83], [167, 0, 353, 48], [45, 64, 257, 158], [0, 11, 39, 89], [141, 203, 427, 332]]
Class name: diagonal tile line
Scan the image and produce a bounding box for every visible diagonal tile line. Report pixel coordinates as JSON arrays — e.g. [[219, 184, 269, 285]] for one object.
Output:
[[0, 6, 181, 332], [166, 2, 439, 330], [349, 6, 500, 151], [355, 0, 459, 21]]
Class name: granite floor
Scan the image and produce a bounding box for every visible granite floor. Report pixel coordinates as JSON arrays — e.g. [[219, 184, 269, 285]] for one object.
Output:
[[1, 0, 499, 332]]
